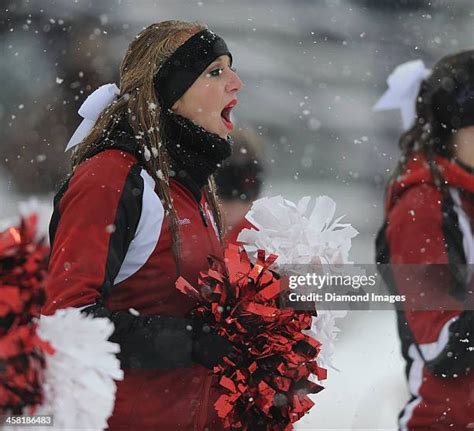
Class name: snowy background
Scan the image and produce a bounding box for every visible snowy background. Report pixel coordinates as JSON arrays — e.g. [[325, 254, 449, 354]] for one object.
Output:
[[2, 0, 474, 429]]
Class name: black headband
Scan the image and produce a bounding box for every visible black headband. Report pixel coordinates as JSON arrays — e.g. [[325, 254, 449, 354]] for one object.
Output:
[[154, 29, 233, 109]]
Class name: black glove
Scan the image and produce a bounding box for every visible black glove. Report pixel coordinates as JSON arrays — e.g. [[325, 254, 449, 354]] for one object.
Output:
[[81, 303, 235, 370], [191, 321, 235, 369]]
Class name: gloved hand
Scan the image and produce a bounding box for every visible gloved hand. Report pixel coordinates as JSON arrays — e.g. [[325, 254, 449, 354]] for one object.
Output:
[[81, 303, 237, 369], [191, 321, 235, 369]]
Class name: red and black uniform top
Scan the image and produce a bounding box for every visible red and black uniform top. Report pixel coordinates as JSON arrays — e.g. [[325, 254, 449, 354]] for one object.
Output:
[[42, 119, 229, 431], [376, 154, 474, 430]]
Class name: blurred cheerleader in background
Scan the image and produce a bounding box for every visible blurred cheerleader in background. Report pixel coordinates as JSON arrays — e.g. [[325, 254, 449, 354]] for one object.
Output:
[[215, 127, 265, 245], [375, 51, 474, 429]]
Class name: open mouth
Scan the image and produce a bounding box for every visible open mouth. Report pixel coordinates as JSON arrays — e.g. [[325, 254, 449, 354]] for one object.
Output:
[[221, 99, 237, 130]]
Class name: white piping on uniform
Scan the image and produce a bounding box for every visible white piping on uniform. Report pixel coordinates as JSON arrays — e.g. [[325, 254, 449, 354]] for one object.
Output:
[[114, 169, 164, 284], [399, 317, 458, 429]]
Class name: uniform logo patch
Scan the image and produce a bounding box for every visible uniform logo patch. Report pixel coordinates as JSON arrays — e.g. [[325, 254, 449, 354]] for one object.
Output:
[[178, 218, 191, 225]]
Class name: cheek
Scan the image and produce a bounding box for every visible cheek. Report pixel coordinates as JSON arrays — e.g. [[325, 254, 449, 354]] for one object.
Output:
[[194, 88, 223, 122], [178, 81, 226, 129], [187, 87, 210, 112], [200, 85, 223, 112]]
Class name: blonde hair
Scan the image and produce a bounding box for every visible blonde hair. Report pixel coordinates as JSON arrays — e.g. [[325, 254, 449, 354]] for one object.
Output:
[[70, 20, 224, 264]]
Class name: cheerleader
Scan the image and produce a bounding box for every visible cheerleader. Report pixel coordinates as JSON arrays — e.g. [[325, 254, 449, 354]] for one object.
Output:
[[375, 51, 474, 429], [42, 21, 242, 430]]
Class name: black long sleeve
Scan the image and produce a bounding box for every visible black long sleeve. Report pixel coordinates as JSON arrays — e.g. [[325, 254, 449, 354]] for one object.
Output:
[[81, 303, 194, 369]]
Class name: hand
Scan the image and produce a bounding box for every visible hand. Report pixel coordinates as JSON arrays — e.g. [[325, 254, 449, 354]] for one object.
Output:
[[191, 321, 234, 369]]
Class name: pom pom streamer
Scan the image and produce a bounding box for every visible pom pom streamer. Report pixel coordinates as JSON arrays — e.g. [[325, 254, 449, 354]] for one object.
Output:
[[176, 245, 327, 430], [237, 196, 357, 370], [1, 212, 123, 430], [36, 309, 123, 430], [237, 195, 358, 269], [303, 310, 346, 371], [0, 214, 51, 415]]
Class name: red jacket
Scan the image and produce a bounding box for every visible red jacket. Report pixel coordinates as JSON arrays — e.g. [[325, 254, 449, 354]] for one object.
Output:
[[376, 155, 474, 430], [42, 132, 227, 430]]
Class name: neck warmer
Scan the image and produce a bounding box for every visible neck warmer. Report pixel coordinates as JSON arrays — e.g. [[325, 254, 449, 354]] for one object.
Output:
[[162, 110, 232, 190]]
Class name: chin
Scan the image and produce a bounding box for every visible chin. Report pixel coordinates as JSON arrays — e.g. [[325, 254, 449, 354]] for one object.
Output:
[[214, 128, 228, 139], [201, 123, 227, 139]]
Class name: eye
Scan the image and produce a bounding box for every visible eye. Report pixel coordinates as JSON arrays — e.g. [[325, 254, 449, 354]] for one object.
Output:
[[207, 67, 224, 77]]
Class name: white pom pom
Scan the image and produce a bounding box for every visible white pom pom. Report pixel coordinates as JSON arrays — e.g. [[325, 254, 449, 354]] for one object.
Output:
[[237, 195, 356, 371], [304, 310, 347, 371], [238, 195, 358, 269], [36, 308, 123, 430]]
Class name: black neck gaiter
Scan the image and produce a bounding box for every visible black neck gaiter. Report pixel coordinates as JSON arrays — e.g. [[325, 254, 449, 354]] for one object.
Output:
[[161, 110, 232, 190]]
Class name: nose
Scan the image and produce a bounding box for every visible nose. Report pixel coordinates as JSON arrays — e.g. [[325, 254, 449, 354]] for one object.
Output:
[[226, 69, 243, 93]]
